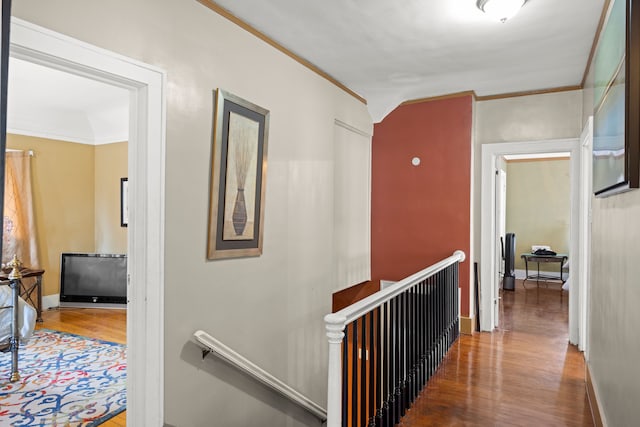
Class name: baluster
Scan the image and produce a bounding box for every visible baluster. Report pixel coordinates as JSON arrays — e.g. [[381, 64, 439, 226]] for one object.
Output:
[[419, 280, 425, 389], [455, 262, 460, 340], [438, 270, 443, 363], [416, 283, 420, 392], [444, 270, 448, 355], [342, 324, 349, 427], [425, 279, 430, 380], [413, 283, 419, 401], [383, 305, 388, 427], [368, 310, 375, 427], [411, 286, 416, 402], [448, 268, 452, 345], [373, 305, 384, 427], [423, 279, 428, 385], [416, 283, 421, 399], [393, 295, 401, 425], [429, 275, 435, 378], [383, 302, 390, 427], [361, 315, 367, 427], [398, 291, 405, 418], [409, 285, 416, 403], [452, 264, 457, 343], [445, 267, 450, 346], [352, 318, 358, 427], [403, 289, 410, 410]]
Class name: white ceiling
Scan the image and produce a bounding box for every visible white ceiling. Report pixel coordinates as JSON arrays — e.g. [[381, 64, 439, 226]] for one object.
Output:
[[7, 57, 129, 145], [211, 0, 605, 121], [7, 0, 606, 137]]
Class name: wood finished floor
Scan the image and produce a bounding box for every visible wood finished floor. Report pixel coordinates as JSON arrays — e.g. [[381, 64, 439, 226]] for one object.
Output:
[[399, 279, 593, 426], [36, 307, 127, 426], [32, 280, 592, 427]]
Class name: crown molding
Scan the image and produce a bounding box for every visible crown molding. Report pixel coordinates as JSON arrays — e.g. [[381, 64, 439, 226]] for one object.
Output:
[[475, 85, 582, 101], [400, 85, 583, 106], [581, 0, 612, 87], [401, 91, 477, 106], [197, 0, 367, 105]]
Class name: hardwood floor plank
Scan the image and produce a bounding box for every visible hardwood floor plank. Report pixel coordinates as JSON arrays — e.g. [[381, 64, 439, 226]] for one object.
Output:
[[36, 307, 127, 426], [399, 280, 593, 426]]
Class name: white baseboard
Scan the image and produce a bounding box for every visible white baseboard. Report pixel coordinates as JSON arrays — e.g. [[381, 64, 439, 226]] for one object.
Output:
[[514, 269, 527, 279], [586, 363, 608, 427], [43, 293, 60, 310], [499, 269, 527, 279], [42, 293, 127, 310], [60, 302, 126, 309]]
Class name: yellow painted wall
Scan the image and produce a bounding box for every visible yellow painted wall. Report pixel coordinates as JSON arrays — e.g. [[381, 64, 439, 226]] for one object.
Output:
[[95, 142, 128, 254], [7, 134, 95, 295], [506, 158, 570, 271], [6, 135, 128, 296]]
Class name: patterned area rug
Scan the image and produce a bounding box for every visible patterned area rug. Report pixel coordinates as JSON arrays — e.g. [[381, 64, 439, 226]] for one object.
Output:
[[0, 329, 126, 426]]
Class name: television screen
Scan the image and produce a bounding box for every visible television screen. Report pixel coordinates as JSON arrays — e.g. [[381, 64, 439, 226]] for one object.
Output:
[[60, 253, 127, 306]]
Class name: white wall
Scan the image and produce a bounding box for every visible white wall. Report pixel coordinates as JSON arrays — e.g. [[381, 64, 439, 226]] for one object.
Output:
[[473, 91, 583, 261], [12, 1, 372, 426], [589, 193, 640, 426], [582, 26, 640, 424]]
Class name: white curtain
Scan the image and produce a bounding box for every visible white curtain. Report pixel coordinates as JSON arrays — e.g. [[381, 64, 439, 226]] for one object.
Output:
[[333, 121, 372, 288], [2, 151, 39, 268]]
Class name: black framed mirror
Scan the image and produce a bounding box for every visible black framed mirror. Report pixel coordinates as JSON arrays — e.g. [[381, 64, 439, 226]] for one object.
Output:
[[593, 0, 640, 197]]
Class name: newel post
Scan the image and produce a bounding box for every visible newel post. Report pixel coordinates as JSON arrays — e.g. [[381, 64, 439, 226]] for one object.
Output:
[[325, 313, 346, 427]]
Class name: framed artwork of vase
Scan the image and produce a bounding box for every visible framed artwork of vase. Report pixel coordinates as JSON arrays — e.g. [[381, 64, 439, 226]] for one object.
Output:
[[207, 89, 270, 260], [592, 0, 640, 197]]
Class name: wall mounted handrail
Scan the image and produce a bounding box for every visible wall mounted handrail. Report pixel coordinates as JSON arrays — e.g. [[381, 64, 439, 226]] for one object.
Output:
[[193, 330, 327, 423]]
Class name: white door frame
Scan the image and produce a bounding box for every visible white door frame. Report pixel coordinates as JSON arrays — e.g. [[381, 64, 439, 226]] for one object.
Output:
[[480, 138, 581, 345], [494, 165, 507, 325], [10, 18, 166, 425], [579, 117, 593, 354]]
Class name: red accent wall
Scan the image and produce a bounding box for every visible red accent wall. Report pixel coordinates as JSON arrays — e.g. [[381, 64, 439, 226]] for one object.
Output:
[[371, 95, 472, 316]]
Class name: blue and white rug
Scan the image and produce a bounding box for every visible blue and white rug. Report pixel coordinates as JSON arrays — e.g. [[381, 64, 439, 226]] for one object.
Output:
[[0, 329, 126, 426]]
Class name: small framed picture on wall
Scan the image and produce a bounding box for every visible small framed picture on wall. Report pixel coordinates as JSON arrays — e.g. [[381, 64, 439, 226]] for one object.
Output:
[[120, 177, 128, 227]]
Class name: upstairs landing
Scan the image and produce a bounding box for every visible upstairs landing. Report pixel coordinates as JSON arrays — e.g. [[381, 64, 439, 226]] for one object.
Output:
[[399, 280, 592, 426]]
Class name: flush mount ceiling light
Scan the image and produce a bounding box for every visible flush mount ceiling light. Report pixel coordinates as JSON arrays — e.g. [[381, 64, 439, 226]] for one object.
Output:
[[477, 0, 526, 22]]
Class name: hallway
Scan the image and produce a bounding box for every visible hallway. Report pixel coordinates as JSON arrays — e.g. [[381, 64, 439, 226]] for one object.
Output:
[[399, 280, 593, 426]]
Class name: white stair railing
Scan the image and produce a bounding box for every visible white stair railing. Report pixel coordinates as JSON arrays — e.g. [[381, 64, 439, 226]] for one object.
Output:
[[194, 330, 327, 423], [324, 250, 465, 427]]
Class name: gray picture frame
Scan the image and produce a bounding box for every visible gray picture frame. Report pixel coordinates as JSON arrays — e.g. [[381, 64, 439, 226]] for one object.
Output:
[[207, 89, 269, 260]]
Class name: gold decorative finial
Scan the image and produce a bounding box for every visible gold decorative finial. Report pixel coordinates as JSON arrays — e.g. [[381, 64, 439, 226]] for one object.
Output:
[[7, 255, 22, 280]]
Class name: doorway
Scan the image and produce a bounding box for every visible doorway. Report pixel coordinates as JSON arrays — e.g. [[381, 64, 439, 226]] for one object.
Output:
[[496, 153, 572, 325], [8, 18, 166, 424], [7, 56, 130, 309], [480, 138, 584, 346]]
